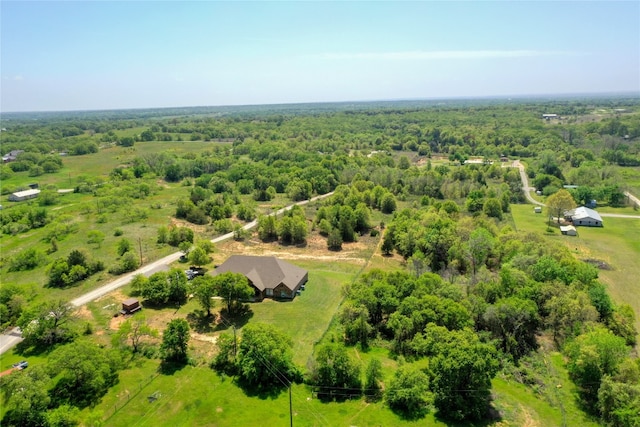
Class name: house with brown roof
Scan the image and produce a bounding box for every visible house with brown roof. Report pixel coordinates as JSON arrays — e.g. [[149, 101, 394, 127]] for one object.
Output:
[[212, 255, 308, 300]]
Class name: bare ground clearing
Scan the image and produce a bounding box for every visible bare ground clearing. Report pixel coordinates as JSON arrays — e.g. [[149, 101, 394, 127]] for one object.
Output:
[[218, 234, 368, 264]]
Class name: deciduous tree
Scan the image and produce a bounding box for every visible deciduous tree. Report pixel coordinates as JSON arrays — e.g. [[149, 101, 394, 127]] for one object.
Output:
[[565, 326, 629, 409], [312, 342, 361, 399], [1, 365, 51, 427], [191, 275, 217, 316], [386, 366, 432, 418], [47, 341, 121, 408], [236, 323, 300, 389], [213, 272, 254, 314], [161, 318, 190, 363], [430, 328, 499, 421], [111, 315, 158, 353], [546, 189, 576, 224]]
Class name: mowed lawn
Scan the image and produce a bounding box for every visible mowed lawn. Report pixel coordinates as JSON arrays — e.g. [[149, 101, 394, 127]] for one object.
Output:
[[247, 260, 360, 366], [99, 350, 592, 427], [510, 204, 640, 341], [99, 359, 433, 427]]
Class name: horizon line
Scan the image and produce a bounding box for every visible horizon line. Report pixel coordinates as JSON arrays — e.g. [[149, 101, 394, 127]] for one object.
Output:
[[2, 90, 639, 115]]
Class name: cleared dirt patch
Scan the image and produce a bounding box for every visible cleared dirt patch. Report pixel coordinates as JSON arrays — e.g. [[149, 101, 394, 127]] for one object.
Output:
[[219, 234, 367, 264], [75, 305, 93, 320]]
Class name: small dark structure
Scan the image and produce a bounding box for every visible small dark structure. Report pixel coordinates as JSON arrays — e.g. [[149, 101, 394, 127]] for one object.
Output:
[[121, 298, 141, 315]]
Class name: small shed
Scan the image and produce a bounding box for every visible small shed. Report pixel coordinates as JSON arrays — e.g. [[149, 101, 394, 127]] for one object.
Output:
[[121, 298, 141, 315], [560, 225, 577, 236], [534, 206, 542, 214]]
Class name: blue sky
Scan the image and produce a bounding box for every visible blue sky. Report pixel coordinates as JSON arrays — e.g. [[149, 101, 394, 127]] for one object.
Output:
[[1, 1, 639, 112]]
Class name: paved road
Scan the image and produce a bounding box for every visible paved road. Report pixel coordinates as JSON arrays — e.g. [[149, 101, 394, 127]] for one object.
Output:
[[0, 192, 334, 356], [599, 213, 640, 219], [71, 191, 333, 307], [0, 328, 23, 355]]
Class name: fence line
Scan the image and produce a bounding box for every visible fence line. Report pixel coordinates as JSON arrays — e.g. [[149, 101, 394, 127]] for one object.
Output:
[[103, 372, 159, 421]]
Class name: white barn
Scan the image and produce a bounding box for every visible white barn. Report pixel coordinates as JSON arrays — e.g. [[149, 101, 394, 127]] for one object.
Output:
[[8, 189, 40, 202], [568, 206, 603, 227]]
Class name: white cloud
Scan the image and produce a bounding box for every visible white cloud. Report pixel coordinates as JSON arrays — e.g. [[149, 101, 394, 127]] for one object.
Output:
[[310, 50, 582, 61], [14, 75, 24, 81]]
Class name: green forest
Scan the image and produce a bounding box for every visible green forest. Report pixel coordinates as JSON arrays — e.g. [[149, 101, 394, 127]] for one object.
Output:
[[1, 97, 639, 427]]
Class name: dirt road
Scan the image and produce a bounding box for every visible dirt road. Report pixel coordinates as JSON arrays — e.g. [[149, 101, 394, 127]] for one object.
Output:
[[504, 160, 545, 206]]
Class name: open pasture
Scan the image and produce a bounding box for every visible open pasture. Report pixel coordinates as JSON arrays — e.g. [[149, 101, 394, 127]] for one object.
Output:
[[510, 203, 640, 341]]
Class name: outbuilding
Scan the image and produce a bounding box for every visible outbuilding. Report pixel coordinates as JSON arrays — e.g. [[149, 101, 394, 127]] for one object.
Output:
[[567, 206, 603, 227], [121, 298, 142, 315], [8, 189, 40, 202], [560, 225, 578, 236], [2, 150, 24, 163]]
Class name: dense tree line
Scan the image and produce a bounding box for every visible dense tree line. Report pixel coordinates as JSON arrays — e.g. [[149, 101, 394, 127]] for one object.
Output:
[[331, 206, 638, 421]]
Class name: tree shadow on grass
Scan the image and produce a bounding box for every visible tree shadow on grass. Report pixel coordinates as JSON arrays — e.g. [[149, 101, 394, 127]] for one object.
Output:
[[14, 335, 73, 357], [432, 403, 503, 427], [213, 305, 253, 331], [235, 377, 288, 400], [279, 241, 308, 249], [388, 406, 429, 422], [158, 359, 188, 376], [186, 309, 216, 333]]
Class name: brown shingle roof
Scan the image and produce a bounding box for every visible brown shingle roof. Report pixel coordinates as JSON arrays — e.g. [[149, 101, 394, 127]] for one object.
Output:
[[212, 255, 307, 291]]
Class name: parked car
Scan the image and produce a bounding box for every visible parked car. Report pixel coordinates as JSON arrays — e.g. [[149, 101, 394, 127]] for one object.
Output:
[[185, 267, 205, 280], [12, 360, 28, 370]]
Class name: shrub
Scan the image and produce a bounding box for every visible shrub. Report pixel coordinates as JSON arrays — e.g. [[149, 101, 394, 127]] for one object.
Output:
[[8, 248, 46, 272]]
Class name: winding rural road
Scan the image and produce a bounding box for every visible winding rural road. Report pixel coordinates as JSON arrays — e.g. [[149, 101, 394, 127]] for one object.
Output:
[[508, 160, 545, 206], [0, 192, 334, 356]]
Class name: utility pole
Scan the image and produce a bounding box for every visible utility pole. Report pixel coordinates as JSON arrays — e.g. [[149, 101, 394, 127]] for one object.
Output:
[[232, 325, 237, 358], [289, 383, 293, 427], [138, 237, 143, 266]]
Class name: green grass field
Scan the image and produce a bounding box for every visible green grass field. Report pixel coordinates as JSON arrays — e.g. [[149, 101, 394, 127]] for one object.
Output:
[[510, 203, 640, 341], [241, 261, 360, 366], [95, 348, 598, 427], [95, 359, 434, 427], [1, 141, 223, 192]]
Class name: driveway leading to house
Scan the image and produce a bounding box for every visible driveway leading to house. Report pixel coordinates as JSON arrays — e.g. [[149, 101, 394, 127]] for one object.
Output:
[[0, 192, 335, 356], [504, 160, 545, 206]]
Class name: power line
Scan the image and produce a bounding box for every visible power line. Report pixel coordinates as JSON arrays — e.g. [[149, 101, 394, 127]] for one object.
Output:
[[216, 314, 332, 426]]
